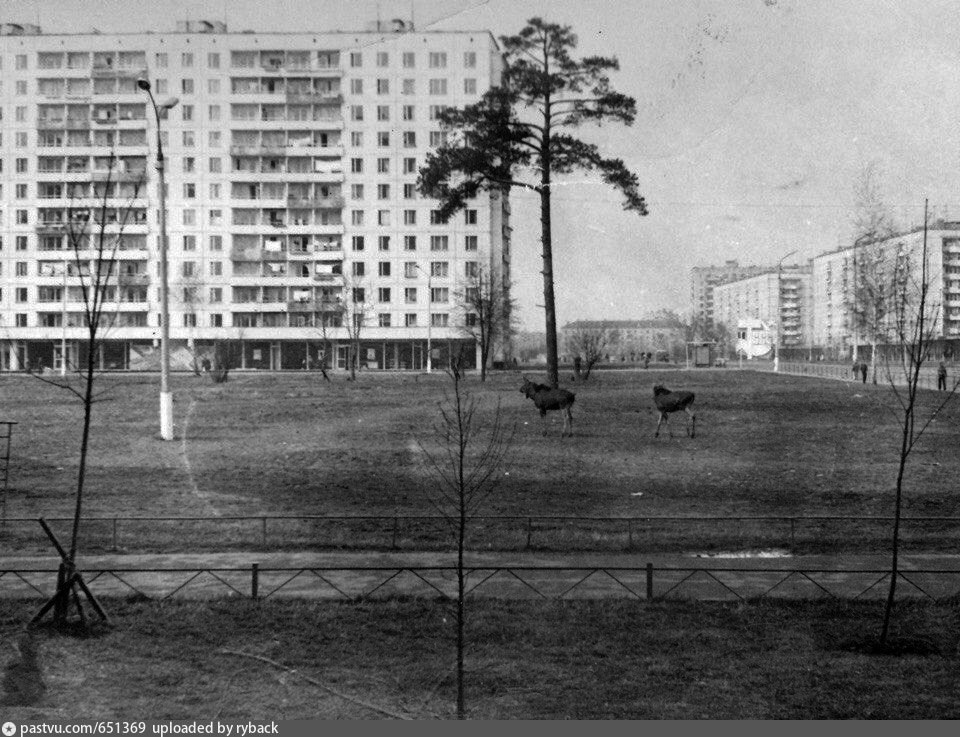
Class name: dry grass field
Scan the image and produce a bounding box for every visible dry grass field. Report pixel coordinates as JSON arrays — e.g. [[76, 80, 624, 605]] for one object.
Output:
[[3, 367, 960, 552]]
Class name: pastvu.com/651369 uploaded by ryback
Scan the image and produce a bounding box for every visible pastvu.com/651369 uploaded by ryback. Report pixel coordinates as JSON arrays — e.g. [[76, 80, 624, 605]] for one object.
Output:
[[3, 723, 279, 736]]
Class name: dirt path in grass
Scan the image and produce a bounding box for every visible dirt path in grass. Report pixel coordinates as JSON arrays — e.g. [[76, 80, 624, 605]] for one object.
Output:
[[3, 550, 959, 601]]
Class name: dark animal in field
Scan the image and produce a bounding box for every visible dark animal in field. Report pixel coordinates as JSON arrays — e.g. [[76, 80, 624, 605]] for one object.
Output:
[[520, 376, 576, 437], [653, 384, 696, 438]]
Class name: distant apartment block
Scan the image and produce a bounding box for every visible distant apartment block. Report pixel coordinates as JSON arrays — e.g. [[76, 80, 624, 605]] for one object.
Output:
[[690, 259, 770, 326], [713, 265, 812, 348], [560, 318, 685, 360], [0, 20, 510, 371]]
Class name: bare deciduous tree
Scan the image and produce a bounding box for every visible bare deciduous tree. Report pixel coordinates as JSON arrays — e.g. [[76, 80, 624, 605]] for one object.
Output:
[[564, 327, 618, 380], [416, 349, 514, 718], [457, 266, 515, 381]]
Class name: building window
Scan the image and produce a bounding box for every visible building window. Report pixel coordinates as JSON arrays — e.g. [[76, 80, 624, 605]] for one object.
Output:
[[352, 262, 366, 277], [430, 235, 449, 251], [351, 158, 364, 173], [403, 183, 416, 199], [350, 52, 362, 67], [184, 183, 196, 198], [350, 78, 363, 94], [377, 79, 389, 95], [378, 313, 391, 327], [405, 313, 417, 326], [401, 105, 414, 122], [465, 261, 478, 277], [403, 131, 416, 148], [431, 261, 449, 278], [183, 234, 196, 250], [351, 210, 365, 226], [211, 313, 223, 327], [182, 52, 194, 67], [351, 235, 365, 251], [182, 78, 194, 94], [16, 236, 27, 251], [464, 51, 476, 68], [210, 261, 222, 276], [429, 79, 448, 95], [464, 78, 477, 94], [431, 313, 449, 327], [377, 183, 390, 200], [403, 157, 417, 174], [352, 287, 365, 303], [155, 53, 168, 68], [15, 314, 28, 327], [464, 235, 478, 251], [403, 210, 417, 226], [378, 262, 391, 277], [402, 79, 415, 95], [209, 157, 222, 173], [377, 210, 391, 226], [208, 78, 220, 94], [378, 131, 390, 147], [378, 287, 391, 302], [351, 131, 363, 146], [431, 287, 449, 303], [404, 235, 417, 251], [377, 105, 390, 121], [351, 183, 364, 199], [207, 52, 220, 68], [465, 209, 478, 224], [377, 158, 390, 174], [379, 235, 391, 251], [210, 235, 223, 251], [429, 52, 447, 68]]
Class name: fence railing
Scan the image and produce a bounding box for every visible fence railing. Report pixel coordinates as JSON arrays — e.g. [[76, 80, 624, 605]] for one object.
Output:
[[3, 514, 960, 554], [778, 361, 946, 390], [3, 563, 959, 602]]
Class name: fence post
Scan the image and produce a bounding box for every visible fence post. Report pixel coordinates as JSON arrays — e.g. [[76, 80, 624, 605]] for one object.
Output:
[[627, 519, 633, 550], [646, 562, 654, 600], [391, 516, 399, 550], [525, 517, 533, 550], [261, 517, 267, 547], [251, 563, 259, 600], [112, 518, 118, 552]]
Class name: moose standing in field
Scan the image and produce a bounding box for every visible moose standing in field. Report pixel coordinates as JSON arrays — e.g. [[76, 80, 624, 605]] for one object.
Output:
[[520, 376, 576, 437], [653, 384, 696, 438]]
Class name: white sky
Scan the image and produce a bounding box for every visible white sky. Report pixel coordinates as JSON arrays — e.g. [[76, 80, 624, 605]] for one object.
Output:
[[21, 0, 960, 329]]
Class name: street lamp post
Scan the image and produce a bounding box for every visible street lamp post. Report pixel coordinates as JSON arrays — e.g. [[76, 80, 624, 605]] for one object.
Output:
[[138, 79, 179, 440], [415, 264, 433, 373], [774, 249, 798, 373]]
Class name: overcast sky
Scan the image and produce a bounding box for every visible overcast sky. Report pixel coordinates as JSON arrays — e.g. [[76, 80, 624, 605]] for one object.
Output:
[[24, 0, 960, 329]]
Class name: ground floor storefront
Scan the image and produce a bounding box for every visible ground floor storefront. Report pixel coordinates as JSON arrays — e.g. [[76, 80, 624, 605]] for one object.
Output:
[[0, 338, 479, 373]]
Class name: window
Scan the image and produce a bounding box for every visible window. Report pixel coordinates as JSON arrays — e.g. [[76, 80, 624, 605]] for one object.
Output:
[[183, 209, 196, 226], [15, 184, 27, 199], [376, 79, 389, 95], [15, 287, 28, 302], [183, 314, 197, 328], [16, 158, 28, 173], [429, 79, 447, 95], [210, 235, 223, 251], [403, 183, 416, 199], [378, 131, 390, 147], [16, 210, 28, 224], [430, 235, 449, 251], [405, 313, 417, 327], [182, 52, 194, 67], [210, 209, 223, 226], [377, 158, 390, 174], [404, 283, 418, 299], [155, 53, 168, 68], [402, 79, 415, 95], [403, 131, 416, 148], [350, 131, 363, 146], [404, 235, 417, 251], [403, 157, 417, 174], [351, 158, 364, 173], [378, 287, 391, 302], [429, 52, 447, 68], [209, 183, 221, 198], [464, 235, 478, 251], [402, 104, 414, 121], [183, 157, 196, 172], [350, 52, 362, 67], [376, 51, 389, 67], [352, 262, 366, 277], [207, 52, 220, 68], [465, 209, 478, 224], [403, 210, 417, 226], [182, 261, 196, 277], [377, 210, 391, 226], [208, 131, 221, 147], [378, 235, 391, 251], [208, 78, 220, 94], [350, 105, 363, 121], [378, 313, 392, 327], [182, 130, 195, 147], [352, 287, 365, 303], [429, 131, 448, 147], [209, 157, 222, 173], [350, 78, 363, 94], [351, 235, 365, 251], [211, 314, 223, 327], [16, 262, 28, 276], [15, 106, 25, 122], [431, 287, 449, 303], [464, 78, 477, 94], [351, 210, 365, 226], [15, 54, 27, 70], [431, 313, 449, 327], [182, 79, 194, 94], [210, 261, 222, 276], [208, 104, 221, 120], [402, 51, 415, 68], [351, 183, 364, 199], [465, 261, 478, 277], [464, 51, 477, 68], [377, 105, 390, 121], [15, 80, 26, 95], [430, 210, 444, 224], [430, 261, 449, 278], [184, 183, 196, 199], [15, 236, 27, 251], [183, 234, 196, 250], [378, 262, 391, 277], [182, 104, 194, 121]]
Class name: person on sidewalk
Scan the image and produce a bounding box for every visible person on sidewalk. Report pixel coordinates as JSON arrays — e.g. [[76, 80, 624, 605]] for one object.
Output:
[[860, 361, 868, 383], [938, 360, 947, 391]]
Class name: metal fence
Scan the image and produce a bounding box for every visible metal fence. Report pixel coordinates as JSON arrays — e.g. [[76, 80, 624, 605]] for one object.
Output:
[[3, 563, 959, 602], [778, 361, 946, 390], [4, 514, 960, 554]]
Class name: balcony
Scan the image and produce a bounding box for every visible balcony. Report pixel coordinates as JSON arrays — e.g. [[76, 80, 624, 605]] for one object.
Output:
[[312, 273, 343, 283], [91, 65, 148, 79], [261, 249, 287, 261], [285, 92, 343, 105], [287, 300, 316, 312], [286, 195, 345, 209], [35, 222, 68, 234], [90, 169, 148, 182], [229, 144, 288, 157], [117, 273, 150, 286]]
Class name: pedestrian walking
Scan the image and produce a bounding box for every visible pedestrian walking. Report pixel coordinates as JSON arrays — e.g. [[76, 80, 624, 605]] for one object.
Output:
[[938, 360, 947, 391], [852, 360, 859, 379], [860, 361, 868, 384]]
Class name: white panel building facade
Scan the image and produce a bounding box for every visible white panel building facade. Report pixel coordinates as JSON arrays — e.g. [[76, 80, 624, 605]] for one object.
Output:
[[0, 20, 510, 371]]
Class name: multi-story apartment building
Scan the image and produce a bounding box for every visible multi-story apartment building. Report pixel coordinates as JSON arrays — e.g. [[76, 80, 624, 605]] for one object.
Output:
[[809, 223, 960, 353], [690, 259, 770, 327], [712, 265, 812, 349], [0, 19, 510, 372]]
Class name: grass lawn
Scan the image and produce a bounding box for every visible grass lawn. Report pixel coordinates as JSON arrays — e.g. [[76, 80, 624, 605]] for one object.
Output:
[[2, 596, 959, 719], [3, 368, 960, 553]]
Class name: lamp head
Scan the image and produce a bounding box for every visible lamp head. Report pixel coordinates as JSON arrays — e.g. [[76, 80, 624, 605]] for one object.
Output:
[[136, 78, 151, 91], [160, 97, 180, 110]]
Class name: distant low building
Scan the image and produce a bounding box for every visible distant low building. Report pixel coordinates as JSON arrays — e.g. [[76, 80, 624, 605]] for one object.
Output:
[[560, 318, 685, 361], [735, 318, 773, 359]]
